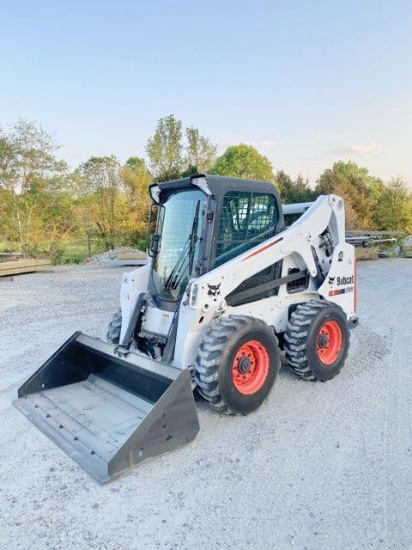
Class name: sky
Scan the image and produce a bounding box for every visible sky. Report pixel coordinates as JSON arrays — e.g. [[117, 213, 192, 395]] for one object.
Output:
[[1, 0, 411, 185]]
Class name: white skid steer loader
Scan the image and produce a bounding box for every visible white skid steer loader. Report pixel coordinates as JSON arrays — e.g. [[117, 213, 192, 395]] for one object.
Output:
[[15, 175, 358, 483]]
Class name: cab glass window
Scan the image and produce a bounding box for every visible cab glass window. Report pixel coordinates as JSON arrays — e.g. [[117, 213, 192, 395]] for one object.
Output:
[[214, 192, 278, 267]]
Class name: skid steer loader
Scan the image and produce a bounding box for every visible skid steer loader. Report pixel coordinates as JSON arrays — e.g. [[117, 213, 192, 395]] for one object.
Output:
[[15, 174, 358, 483]]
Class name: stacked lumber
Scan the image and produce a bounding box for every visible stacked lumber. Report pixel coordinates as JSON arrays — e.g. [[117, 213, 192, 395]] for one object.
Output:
[[0, 258, 51, 277], [402, 237, 412, 258], [354, 247, 379, 261]]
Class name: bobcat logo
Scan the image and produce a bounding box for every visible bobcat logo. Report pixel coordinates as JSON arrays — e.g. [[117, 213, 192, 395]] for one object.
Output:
[[338, 251, 344, 262], [328, 276, 335, 285], [207, 283, 221, 297]]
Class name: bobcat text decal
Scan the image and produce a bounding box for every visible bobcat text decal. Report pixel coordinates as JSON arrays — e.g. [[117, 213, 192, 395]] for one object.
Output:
[[328, 275, 354, 297]]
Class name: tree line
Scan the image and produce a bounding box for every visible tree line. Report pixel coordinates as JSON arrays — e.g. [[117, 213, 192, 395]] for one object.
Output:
[[0, 115, 411, 261]]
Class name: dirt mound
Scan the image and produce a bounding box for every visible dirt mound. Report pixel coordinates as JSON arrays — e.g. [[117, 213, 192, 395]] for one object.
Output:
[[84, 247, 147, 266]]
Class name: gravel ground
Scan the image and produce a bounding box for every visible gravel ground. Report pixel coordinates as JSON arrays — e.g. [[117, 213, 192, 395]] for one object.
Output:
[[0, 259, 411, 550]]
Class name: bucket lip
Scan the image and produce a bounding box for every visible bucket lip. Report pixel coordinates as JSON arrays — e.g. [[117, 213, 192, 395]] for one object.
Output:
[[14, 395, 112, 483]]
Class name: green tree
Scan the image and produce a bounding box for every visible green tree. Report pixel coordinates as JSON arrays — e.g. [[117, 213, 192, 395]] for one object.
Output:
[[0, 128, 16, 188], [39, 182, 78, 244], [125, 156, 146, 173], [145, 115, 183, 181], [315, 161, 384, 229], [0, 129, 15, 242], [10, 119, 66, 193], [145, 115, 218, 181], [76, 156, 125, 249], [212, 144, 275, 182], [0, 186, 14, 242], [374, 176, 412, 232], [0, 120, 67, 252], [184, 126, 217, 175], [121, 157, 152, 245], [276, 170, 316, 203]]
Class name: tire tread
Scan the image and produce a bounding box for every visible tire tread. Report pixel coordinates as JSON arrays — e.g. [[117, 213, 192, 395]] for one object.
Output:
[[284, 300, 350, 381]]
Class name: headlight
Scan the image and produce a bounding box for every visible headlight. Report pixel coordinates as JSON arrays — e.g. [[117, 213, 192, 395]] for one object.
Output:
[[188, 282, 200, 309]]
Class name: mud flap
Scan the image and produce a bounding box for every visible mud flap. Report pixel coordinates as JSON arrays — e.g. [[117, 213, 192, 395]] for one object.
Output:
[[14, 332, 200, 483]]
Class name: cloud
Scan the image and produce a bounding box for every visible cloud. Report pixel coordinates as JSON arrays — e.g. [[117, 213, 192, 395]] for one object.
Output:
[[325, 140, 382, 156], [217, 138, 278, 149]]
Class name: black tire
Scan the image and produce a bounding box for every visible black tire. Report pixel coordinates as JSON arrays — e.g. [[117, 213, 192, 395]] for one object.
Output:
[[195, 315, 281, 415], [106, 310, 122, 344], [284, 301, 350, 381]]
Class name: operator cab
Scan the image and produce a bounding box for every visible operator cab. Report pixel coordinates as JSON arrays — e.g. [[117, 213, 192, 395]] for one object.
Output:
[[148, 174, 284, 310]]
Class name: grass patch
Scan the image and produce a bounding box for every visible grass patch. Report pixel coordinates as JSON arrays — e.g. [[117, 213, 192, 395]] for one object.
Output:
[[50, 241, 106, 265]]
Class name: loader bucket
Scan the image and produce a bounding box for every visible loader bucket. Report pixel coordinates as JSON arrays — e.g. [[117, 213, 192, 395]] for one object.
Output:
[[14, 332, 200, 483]]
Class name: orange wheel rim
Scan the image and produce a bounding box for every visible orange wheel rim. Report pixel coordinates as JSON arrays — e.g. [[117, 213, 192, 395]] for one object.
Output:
[[232, 340, 269, 395], [316, 320, 342, 365]]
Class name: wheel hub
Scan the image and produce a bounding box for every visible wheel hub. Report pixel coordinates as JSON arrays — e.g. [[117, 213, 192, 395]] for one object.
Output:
[[232, 340, 270, 395], [316, 320, 343, 365], [238, 357, 252, 374], [318, 334, 329, 348]]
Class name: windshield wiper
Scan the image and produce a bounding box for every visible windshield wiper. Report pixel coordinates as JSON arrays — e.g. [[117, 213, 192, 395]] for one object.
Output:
[[164, 201, 201, 290], [188, 200, 200, 274]]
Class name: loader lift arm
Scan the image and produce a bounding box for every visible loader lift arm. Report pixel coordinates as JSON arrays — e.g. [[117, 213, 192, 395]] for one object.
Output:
[[172, 194, 356, 370], [191, 194, 347, 309]]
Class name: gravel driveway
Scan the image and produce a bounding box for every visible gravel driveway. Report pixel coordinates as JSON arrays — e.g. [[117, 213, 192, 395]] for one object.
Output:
[[0, 259, 411, 550]]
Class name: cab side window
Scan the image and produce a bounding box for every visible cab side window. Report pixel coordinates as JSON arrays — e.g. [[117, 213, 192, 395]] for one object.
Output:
[[214, 192, 278, 267]]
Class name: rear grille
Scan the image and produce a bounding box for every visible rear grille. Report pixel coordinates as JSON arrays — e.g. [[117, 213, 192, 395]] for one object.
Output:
[[287, 268, 309, 294]]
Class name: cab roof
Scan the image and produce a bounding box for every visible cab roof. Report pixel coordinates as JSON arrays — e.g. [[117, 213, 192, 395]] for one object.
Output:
[[149, 174, 280, 204]]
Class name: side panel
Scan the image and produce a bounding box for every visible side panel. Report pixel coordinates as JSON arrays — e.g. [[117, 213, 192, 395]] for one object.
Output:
[[120, 264, 150, 342], [142, 305, 174, 338], [318, 242, 356, 317]]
